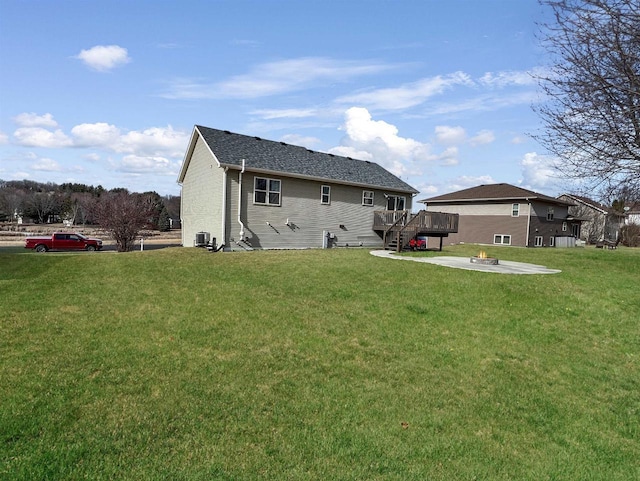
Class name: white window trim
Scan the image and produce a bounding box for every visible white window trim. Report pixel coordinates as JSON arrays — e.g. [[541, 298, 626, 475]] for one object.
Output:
[[254, 176, 281, 206], [534, 236, 543, 247], [512, 203, 520, 217], [321, 185, 331, 205], [547, 207, 554, 221], [562, 221, 567, 232], [493, 234, 511, 245], [549, 236, 555, 247], [362, 190, 374, 206]]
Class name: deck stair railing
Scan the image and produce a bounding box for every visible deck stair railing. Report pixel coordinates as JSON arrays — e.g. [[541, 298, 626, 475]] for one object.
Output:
[[374, 210, 459, 251]]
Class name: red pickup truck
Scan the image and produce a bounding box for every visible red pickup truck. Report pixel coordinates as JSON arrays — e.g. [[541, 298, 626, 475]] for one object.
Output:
[[25, 232, 103, 252]]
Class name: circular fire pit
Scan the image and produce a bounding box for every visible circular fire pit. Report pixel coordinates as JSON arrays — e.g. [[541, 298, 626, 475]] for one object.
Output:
[[470, 256, 499, 265]]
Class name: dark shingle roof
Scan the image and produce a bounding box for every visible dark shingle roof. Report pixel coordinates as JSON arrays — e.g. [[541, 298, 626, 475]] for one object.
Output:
[[420, 183, 573, 206], [186, 125, 418, 193]]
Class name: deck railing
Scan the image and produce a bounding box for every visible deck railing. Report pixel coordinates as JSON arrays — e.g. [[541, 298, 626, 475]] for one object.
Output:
[[373, 210, 458, 234]]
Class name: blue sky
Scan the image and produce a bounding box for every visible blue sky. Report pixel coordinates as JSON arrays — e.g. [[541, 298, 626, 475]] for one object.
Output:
[[0, 0, 561, 198]]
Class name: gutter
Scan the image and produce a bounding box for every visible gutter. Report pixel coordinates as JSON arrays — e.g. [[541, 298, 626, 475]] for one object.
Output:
[[238, 159, 245, 240], [526, 199, 531, 247], [222, 167, 228, 248]]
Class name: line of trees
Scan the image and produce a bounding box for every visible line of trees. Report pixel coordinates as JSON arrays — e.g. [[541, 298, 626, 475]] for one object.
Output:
[[0, 180, 181, 251]]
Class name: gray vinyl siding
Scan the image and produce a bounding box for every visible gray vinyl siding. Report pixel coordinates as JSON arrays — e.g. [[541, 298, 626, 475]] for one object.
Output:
[[225, 172, 408, 250], [180, 137, 225, 247]]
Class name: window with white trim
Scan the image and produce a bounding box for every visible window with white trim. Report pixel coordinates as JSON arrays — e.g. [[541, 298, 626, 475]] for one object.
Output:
[[549, 236, 555, 247], [534, 236, 543, 247], [254, 177, 281, 206], [547, 207, 554, 221], [562, 221, 567, 232], [512, 203, 520, 217], [321, 185, 330, 204], [362, 190, 374, 206], [493, 234, 511, 245]]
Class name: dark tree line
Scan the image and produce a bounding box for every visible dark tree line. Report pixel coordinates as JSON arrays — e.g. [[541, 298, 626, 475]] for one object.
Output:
[[0, 179, 180, 232]]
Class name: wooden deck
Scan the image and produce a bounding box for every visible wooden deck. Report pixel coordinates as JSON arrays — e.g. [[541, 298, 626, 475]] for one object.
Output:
[[373, 210, 459, 251]]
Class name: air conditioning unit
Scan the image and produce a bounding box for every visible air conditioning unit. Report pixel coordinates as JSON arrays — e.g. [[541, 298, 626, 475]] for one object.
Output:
[[195, 231, 210, 247]]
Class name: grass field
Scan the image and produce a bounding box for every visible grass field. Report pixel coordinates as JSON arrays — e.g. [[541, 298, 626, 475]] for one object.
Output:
[[1, 245, 639, 480]]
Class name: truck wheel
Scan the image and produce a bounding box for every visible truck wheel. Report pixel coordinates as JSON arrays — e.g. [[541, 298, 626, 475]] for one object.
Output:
[[35, 245, 47, 253], [86, 245, 96, 252]]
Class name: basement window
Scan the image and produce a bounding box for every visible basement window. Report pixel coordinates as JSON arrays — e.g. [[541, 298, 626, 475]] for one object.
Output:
[[494, 234, 511, 245], [254, 177, 281, 206]]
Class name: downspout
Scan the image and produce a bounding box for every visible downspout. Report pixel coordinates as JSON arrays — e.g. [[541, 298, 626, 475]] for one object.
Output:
[[238, 159, 245, 240], [525, 199, 531, 247], [221, 167, 228, 248]]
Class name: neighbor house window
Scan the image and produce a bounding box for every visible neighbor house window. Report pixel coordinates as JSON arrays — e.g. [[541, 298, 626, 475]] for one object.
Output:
[[534, 236, 543, 247], [254, 177, 281, 206], [562, 221, 567, 232], [549, 236, 555, 247], [547, 207, 554, 221], [362, 190, 374, 206], [493, 234, 511, 245], [321, 185, 331, 205], [512, 203, 520, 217]]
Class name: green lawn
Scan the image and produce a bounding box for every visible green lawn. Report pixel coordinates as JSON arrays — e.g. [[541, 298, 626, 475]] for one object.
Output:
[[1, 245, 638, 480]]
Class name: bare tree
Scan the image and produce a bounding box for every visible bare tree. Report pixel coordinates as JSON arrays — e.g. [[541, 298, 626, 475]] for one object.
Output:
[[25, 191, 58, 223], [93, 191, 155, 252], [0, 187, 25, 222], [534, 0, 640, 198]]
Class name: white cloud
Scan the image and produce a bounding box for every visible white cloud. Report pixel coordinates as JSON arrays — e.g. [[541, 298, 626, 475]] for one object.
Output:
[[10, 121, 189, 180], [478, 70, 535, 88], [31, 157, 62, 172], [469, 129, 495, 146], [13, 112, 58, 128], [117, 155, 176, 174], [511, 135, 528, 144], [13, 127, 72, 148], [336, 71, 473, 111], [117, 126, 188, 157], [447, 175, 496, 192], [252, 108, 318, 120], [0, 131, 8, 144], [161, 57, 392, 100], [424, 91, 538, 116], [75, 45, 131, 72], [519, 152, 558, 190], [435, 125, 466, 145], [279, 134, 321, 148], [330, 107, 432, 177], [433, 146, 460, 166], [328, 145, 374, 161], [71, 122, 121, 147]]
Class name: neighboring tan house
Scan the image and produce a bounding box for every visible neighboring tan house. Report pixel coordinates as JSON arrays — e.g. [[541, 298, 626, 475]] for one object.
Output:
[[419, 183, 580, 248], [625, 202, 640, 225], [557, 193, 626, 244], [177, 125, 421, 250]]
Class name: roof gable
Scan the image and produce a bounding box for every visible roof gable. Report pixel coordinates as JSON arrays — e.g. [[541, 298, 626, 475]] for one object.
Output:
[[178, 125, 418, 194], [558, 193, 609, 214], [420, 183, 573, 206]]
